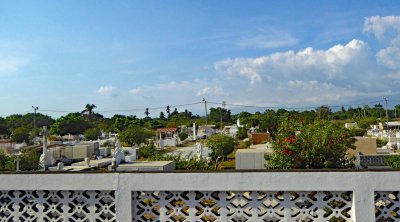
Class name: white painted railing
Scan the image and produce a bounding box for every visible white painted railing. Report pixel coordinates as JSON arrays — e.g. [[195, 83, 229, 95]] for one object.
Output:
[[0, 171, 399, 221]]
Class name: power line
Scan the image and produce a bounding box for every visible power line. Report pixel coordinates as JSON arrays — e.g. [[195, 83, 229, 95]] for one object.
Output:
[[207, 99, 387, 111], [17, 98, 396, 117], [38, 101, 204, 114]]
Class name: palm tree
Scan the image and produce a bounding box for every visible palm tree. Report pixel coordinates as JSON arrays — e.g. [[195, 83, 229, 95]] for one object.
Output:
[[166, 106, 171, 119], [82, 104, 97, 117]]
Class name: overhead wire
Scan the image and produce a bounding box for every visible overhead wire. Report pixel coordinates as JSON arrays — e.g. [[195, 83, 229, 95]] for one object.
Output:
[[24, 98, 393, 116]]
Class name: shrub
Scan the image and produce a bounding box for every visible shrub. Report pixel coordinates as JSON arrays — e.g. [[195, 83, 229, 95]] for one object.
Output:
[[84, 127, 101, 141], [386, 155, 400, 169], [0, 151, 15, 171], [236, 127, 248, 140], [178, 132, 189, 141], [267, 115, 355, 169], [137, 143, 155, 159], [19, 149, 41, 171], [376, 138, 388, 147]]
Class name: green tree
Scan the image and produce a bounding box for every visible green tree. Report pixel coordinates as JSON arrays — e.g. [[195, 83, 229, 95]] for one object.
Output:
[[236, 127, 248, 140], [206, 134, 235, 169], [118, 125, 154, 146], [208, 107, 231, 127], [0, 124, 9, 135], [315, 105, 331, 120], [84, 127, 101, 141], [81, 104, 97, 117], [159, 112, 166, 120], [267, 115, 355, 169], [358, 117, 377, 129], [50, 113, 91, 135], [11, 127, 30, 143], [166, 106, 171, 119]]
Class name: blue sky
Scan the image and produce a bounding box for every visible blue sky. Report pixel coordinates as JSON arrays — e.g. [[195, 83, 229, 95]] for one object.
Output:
[[1, 0, 400, 117]]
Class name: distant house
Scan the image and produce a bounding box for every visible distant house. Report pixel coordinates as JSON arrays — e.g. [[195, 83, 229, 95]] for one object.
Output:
[[197, 125, 216, 138], [156, 128, 180, 149], [222, 119, 244, 138], [0, 139, 15, 154], [223, 125, 238, 138]]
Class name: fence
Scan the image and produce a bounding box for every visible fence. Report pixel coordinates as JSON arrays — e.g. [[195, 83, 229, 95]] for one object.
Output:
[[0, 171, 399, 221]]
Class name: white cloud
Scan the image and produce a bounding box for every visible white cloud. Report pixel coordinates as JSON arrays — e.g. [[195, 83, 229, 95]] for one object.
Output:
[[0, 56, 28, 74], [129, 87, 141, 94], [214, 39, 370, 86], [364, 16, 400, 70], [97, 86, 115, 95], [196, 86, 226, 97], [363, 16, 400, 40]]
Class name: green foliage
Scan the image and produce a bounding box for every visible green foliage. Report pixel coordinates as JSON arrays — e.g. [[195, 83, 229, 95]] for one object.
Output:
[[178, 132, 189, 141], [236, 127, 248, 140], [84, 127, 101, 141], [50, 113, 91, 135], [376, 138, 388, 147], [5, 113, 54, 130], [19, 149, 41, 171], [118, 125, 154, 146], [111, 115, 142, 132], [386, 155, 400, 169], [206, 134, 235, 169], [0, 124, 9, 135], [48, 135, 60, 141], [149, 153, 211, 170], [208, 107, 231, 127], [0, 151, 15, 171], [137, 143, 155, 159], [349, 128, 366, 137], [11, 127, 30, 143], [357, 117, 377, 129], [315, 106, 332, 120], [267, 115, 355, 169]]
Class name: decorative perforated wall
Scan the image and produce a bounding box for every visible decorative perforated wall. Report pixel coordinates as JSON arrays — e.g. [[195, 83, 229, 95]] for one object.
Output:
[[0, 190, 116, 221], [375, 191, 400, 222], [132, 191, 353, 221]]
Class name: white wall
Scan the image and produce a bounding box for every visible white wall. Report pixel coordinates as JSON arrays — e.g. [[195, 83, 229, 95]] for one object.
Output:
[[1, 172, 400, 221]]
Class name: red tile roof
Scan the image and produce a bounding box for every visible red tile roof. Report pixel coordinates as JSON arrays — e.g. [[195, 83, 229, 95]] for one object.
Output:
[[156, 128, 178, 133]]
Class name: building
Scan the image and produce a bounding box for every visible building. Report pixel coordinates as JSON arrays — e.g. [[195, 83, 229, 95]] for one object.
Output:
[[156, 128, 180, 149]]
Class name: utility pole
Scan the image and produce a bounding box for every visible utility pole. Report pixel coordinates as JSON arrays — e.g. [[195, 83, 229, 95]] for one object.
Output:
[[383, 97, 390, 143], [384, 97, 389, 129], [220, 101, 226, 130], [32, 106, 39, 145], [203, 98, 208, 137]]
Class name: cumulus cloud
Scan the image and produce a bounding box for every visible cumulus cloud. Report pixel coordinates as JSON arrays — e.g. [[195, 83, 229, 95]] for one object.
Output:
[[363, 16, 400, 40], [97, 86, 115, 95], [214, 39, 371, 87], [364, 15, 400, 70]]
